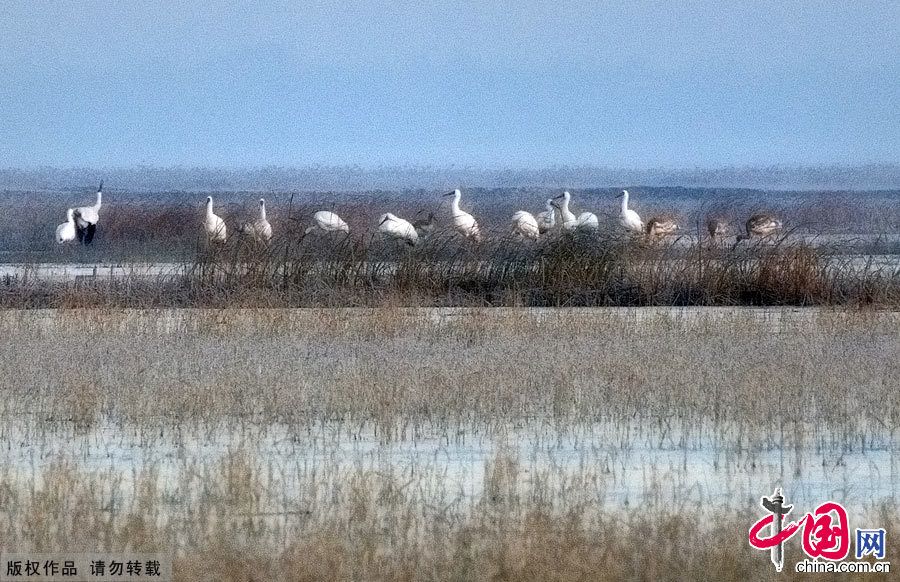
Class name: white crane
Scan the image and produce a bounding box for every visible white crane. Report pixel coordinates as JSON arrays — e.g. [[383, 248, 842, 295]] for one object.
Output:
[[443, 189, 482, 241], [552, 191, 599, 231], [305, 210, 350, 235], [510, 211, 540, 240], [536, 199, 556, 234], [55, 209, 77, 244], [378, 213, 418, 246], [73, 180, 103, 244], [238, 198, 273, 243], [203, 196, 227, 243], [736, 213, 783, 242], [617, 190, 644, 234]]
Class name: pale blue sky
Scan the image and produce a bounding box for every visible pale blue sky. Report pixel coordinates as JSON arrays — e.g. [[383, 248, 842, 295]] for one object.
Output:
[[1, 1, 897, 168]]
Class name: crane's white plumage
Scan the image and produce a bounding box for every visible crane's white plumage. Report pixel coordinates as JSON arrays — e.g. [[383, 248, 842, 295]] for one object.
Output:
[[203, 196, 227, 242], [536, 199, 556, 233], [73, 180, 103, 244], [618, 190, 643, 234], [55, 209, 77, 244], [239, 199, 273, 242], [443, 189, 482, 241], [306, 210, 350, 235], [74, 181, 102, 227], [552, 191, 599, 231], [510, 211, 540, 240], [576, 212, 600, 230], [378, 213, 418, 246]]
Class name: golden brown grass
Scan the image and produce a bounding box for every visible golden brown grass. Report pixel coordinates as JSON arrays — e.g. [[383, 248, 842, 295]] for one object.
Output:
[[0, 456, 895, 582], [1, 232, 898, 308], [0, 307, 896, 427], [0, 308, 896, 581]]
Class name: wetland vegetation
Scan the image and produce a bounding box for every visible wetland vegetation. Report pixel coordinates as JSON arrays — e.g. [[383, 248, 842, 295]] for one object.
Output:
[[0, 308, 896, 580]]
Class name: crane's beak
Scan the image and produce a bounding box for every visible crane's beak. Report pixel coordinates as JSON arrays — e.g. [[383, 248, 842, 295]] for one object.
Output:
[[551, 201, 560, 209], [379, 216, 389, 226], [442, 191, 455, 197], [552, 194, 565, 200]]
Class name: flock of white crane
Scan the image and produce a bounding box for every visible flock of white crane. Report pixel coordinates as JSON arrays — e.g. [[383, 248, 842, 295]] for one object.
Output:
[[56, 183, 784, 247], [55, 181, 103, 245]]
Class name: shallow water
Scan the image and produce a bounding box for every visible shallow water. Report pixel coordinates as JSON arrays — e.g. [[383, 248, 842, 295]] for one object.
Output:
[[4, 419, 896, 521]]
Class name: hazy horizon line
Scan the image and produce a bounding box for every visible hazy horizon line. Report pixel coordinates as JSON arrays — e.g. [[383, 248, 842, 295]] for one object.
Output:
[[2, 163, 898, 192]]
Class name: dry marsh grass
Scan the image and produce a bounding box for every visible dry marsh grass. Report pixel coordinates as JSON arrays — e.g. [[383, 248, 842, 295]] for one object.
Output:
[[4, 455, 896, 582], [0, 434, 896, 581], [0, 308, 897, 580], [1, 307, 896, 428], [1, 188, 898, 309], [1, 231, 898, 308]]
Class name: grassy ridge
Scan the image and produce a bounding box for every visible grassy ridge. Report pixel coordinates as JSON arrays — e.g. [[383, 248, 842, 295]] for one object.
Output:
[[3, 187, 899, 262], [2, 231, 898, 308], [3, 189, 898, 308]]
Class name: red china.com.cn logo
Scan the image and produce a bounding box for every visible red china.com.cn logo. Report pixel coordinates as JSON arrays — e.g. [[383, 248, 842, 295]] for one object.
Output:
[[748, 488, 890, 574]]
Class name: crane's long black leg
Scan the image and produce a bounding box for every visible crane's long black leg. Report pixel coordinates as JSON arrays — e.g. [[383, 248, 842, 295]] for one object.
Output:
[[84, 223, 96, 245]]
